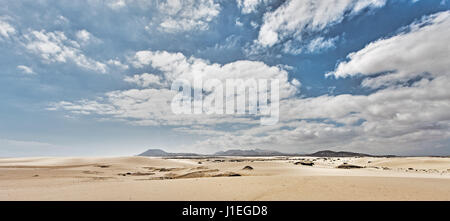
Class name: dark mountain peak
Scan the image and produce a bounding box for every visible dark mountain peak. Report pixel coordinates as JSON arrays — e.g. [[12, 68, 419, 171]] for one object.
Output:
[[138, 149, 170, 156], [138, 149, 199, 157], [308, 150, 372, 157]]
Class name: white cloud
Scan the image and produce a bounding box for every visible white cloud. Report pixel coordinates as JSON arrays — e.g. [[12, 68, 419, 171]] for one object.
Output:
[[51, 47, 450, 154], [107, 59, 129, 70], [55, 15, 69, 25], [192, 74, 450, 154], [178, 11, 450, 154], [250, 21, 259, 29], [17, 65, 35, 75], [0, 19, 16, 39], [107, 0, 127, 9], [1, 20, 110, 74], [50, 87, 260, 126], [236, 0, 267, 14], [235, 18, 244, 27], [52, 50, 299, 126], [124, 73, 163, 87], [207, 35, 241, 51], [305, 36, 339, 53], [88, 0, 220, 33], [23, 30, 107, 73], [329, 10, 450, 89], [131, 50, 298, 98], [156, 0, 220, 33], [46, 9, 450, 155], [257, 0, 386, 47], [282, 36, 339, 55], [217, 11, 449, 154], [76, 29, 91, 42], [87, 0, 134, 10]]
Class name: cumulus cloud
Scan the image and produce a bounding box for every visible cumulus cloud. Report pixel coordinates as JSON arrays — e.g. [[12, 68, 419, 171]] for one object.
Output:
[[257, 0, 386, 47], [236, 0, 268, 14], [107, 59, 129, 70], [43, 6, 450, 155], [106, 0, 127, 9], [49, 87, 260, 126], [23, 30, 107, 73], [192, 74, 450, 154], [131, 50, 298, 98], [1, 19, 113, 74], [90, 0, 140, 10], [76, 29, 91, 42], [329, 10, 450, 89], [51, 12, 450, 154], [124, 73, 163, 87], [156, 0, 220, 32], [191, 11, 450, 154], [51, 50, 299, 126], [198, 11, 450, 154], [0, 18, 16, 39], [94, 0, 220, 32]]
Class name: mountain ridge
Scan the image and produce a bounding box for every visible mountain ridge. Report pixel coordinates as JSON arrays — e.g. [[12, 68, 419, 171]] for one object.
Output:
[[138, 148, 395, 157], [138, 149, 200, 157]]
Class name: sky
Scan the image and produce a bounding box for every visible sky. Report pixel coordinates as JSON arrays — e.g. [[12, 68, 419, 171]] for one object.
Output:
[[0, 0, 449, 157]]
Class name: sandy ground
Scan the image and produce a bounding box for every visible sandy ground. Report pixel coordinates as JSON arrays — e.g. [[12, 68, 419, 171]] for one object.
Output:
[[0, 156, 449, 200]]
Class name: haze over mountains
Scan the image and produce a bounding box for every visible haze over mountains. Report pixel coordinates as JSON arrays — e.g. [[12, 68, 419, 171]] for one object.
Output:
[[138, 149, 389, 157]]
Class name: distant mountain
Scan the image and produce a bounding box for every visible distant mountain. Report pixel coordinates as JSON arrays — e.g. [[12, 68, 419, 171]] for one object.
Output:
[[138, 148, 394, 157], [308, 150, 373, 157], [139, 149, 170, 156], [214, 149, 289, 156], [138, 149, 199, 157]]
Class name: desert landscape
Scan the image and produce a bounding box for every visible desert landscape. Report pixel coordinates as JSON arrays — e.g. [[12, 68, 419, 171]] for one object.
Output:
[[1, 152, 449, 201]]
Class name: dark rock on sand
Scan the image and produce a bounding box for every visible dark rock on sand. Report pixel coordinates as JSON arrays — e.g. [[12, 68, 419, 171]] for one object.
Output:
[[337, 164, 364, 169], [119, 172, 155, 176], [294, 160, 314, 166], [242, 166, 254, 170], [213, 172, 241, 177]]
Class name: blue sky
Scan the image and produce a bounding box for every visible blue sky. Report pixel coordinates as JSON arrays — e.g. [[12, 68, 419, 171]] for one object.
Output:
[[1, 0, 449, 157]]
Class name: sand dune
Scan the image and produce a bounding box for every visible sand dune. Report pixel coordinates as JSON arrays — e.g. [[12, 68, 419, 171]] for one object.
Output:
[[0, 156, 449, 200]]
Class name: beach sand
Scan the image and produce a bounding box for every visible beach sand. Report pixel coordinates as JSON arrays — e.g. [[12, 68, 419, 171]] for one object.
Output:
[[0, 156, 449, 200]]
